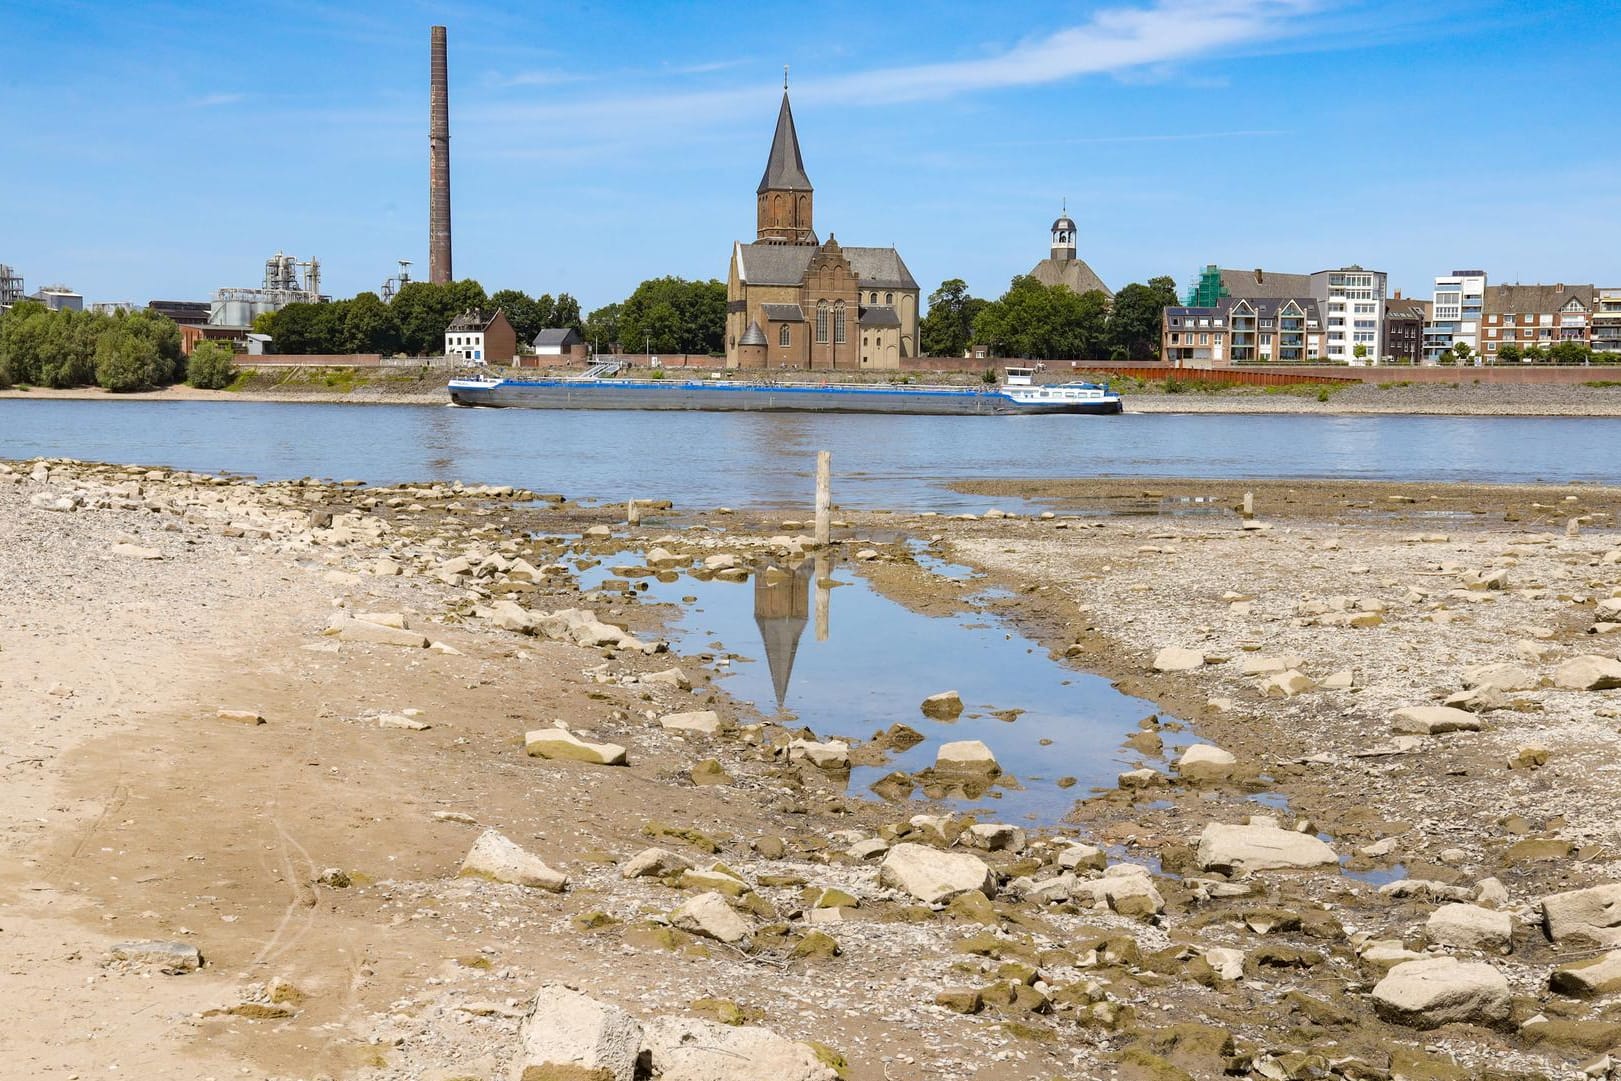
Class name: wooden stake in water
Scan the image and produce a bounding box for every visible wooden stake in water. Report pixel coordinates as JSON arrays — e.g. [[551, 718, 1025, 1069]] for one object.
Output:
[[814, 451, 831, 548], [814, 552, 830, 642], [627, 499, 641, 526]]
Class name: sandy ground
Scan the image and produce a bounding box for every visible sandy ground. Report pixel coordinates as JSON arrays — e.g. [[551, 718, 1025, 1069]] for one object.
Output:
[[5, 460, 1621, 1081]]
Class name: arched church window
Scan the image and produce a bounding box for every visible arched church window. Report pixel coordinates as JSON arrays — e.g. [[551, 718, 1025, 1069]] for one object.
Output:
[[779, 324, 791, 347], [885, 292, 894, 305], [815, 301, 829, 343], [833, 302, 847, 344]]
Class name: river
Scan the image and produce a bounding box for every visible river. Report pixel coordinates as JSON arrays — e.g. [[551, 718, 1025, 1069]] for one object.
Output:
[[2, 400, 1618, 508]]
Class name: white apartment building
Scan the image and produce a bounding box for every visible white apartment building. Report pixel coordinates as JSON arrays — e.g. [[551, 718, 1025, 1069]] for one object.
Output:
[[1423, 270, 1487, 363], [1309, 266, 1386, 363]]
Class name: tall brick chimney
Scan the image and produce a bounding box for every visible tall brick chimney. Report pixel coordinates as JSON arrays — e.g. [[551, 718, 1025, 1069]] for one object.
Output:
[[429, 25, 453, 284]]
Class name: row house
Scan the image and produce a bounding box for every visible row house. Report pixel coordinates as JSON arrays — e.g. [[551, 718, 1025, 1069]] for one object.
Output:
[[1163, 297, 1324, 366], [1480, 284, 1594, 359], [1424, 270, 1487, 362], [1309, 266, 1387, 363], [1383, 293, 1430, 365], [1594, 289, 1621, 355]]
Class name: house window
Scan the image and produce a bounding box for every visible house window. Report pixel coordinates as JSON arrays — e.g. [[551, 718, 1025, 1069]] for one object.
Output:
[[833, 302, 846, 344], [815, 301, 829, 343], [779, 325, 791, 347], [885, 292, 894, 305]]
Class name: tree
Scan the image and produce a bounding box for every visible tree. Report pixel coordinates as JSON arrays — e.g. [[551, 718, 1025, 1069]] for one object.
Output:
[[1353, 343, 1368, 362], [187, 340, 237, 389], [1436, 345, 1457, 366], [94, 329, 163, 392], [919, 279, 990, 358], [1106, 275, 1179, 360], [1495, 343, 1522, 364], [1523, 345, 1547, 363], [341, 292, 401, 355], [612, 277, 726, 355], [1550, 340, 1591, 366], [489, 289, 542, 345], [391, 279, 487, 355], [267, 302, 331, 354], [552, 293, 584, 334], [584, 302, 623, 352], [1452, 342, 1474, 365], [972, 276, 1109, 360]]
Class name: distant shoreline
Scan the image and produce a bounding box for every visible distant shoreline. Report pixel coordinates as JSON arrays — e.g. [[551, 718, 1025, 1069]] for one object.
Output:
[[4, 379, 1621, 417]]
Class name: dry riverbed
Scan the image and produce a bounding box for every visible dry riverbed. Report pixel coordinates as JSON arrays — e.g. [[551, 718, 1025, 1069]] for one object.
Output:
[[2, 461, 1620, 1081]]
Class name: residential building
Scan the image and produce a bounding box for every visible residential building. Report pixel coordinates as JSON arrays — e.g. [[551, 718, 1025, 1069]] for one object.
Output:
[[1028, 209, 1111, 298], [444, 308, 516, 365], [1383, 293, 1429, 365], [1593, 289, 1621, 356], [1423, 270, 1487, 363], [531, 327, 585, 357], [1309, 266, 1386, 363], [725, 87, 919, 369], [1162, 296, 1324, 366], [1481, 283, 1594, 359]]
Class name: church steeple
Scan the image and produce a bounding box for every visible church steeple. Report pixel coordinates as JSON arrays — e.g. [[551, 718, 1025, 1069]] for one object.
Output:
[[756, 86, 815, 244], [1051, 202, 1077, 262]]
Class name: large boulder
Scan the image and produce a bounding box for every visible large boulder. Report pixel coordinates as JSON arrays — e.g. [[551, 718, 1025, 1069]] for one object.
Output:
[[1426, 903, 1512, 953], [1391, 706, 1481, 735], [107, 941, 203, 973], [660, 710, 722, 736], [1152, 647, 1205, 673], [1174, 743, 1237, 782], [1371, 957, 1510, 1029], [1542, 883, 1621, 947], [638, 1016, 837, 1081], [1460, 662, 1538, 692], [669, 892, 752, 945], [934, 739, 999, 774], [1195, 817, 1337, 874], [459, 830, 568, 892], [525, 727, 627, 766], [1550, 950, 1621, 998], [1553, 655, 1621, 691], [514, 984, 641, 1081], [327, 615, 428, 649], [879, 843, 994, 905], [620, 847, 693, 880], [920, 690, 964, 718], [787, 738, 850, 770]]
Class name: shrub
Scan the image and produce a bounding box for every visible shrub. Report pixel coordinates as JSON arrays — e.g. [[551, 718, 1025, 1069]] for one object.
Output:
[[186, 341, 237, 389], [981, 367, 997, 385], [94, 330, 162, 392]]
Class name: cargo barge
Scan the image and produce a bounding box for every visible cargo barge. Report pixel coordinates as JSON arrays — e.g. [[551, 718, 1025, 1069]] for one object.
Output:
[[447, 365, 1122, 416]]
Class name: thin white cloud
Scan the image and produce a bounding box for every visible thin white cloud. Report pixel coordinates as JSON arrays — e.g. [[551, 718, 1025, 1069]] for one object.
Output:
[[189, 92, 245, 108], [489, 70, 587, 89]]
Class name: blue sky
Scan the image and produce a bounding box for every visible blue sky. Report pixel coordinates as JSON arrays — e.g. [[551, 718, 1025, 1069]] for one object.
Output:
[[3, 0, 1617, 311]]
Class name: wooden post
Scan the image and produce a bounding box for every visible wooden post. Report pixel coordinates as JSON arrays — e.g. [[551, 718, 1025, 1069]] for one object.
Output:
[[814, 451, 831, 548], [1242, 491, 1254, 519], [814, 553, 830, 642], [627, 499, 641, 526]]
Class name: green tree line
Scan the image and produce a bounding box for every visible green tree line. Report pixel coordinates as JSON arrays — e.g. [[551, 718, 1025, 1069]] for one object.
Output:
[[583, 276, 727, 355], [265, 280, 585, 357], [0, 302, 205, 391], [918, 274, 1180, 361]]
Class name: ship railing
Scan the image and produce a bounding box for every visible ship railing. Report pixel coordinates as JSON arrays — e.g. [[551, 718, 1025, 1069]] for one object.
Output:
[[577, 360, 624, 380]]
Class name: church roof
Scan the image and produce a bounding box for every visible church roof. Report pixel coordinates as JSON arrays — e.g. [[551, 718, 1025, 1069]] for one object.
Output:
[[757, 91, 812, 195], [735, 243, 917, 290], [1029, 258, 1112, 298], [738, 320, 768, 346], [859, 306, 900, 327], [761, 303, 805, 322]]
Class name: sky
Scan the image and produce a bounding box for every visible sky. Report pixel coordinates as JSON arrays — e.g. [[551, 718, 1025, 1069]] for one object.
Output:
[[3, 0, 1618, 312]]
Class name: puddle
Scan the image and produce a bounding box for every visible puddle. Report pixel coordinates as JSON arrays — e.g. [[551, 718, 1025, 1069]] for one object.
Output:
[[580, 551, 1189, 826], [1341, 863, 1409, 886]]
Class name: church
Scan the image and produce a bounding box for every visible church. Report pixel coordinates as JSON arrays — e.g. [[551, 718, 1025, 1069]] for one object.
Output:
[[1027, 208, 1112, 299], [725, 88, 920, 370]]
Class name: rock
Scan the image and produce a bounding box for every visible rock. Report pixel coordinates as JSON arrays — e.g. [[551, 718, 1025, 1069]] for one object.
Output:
[[621, 847, 692, 880], [1554, 655, 1621, 691], [1174, 743, 1237, 782], [1195, 818, 1337, 874], [525, 727, 628, 766], [963, 823, 1026, 852], [642, 667, 691, 689], [1079, 864, 1165, 919], [934, 988, 984, 1014], [1152, 647, 1205, 673], [1057, 844, 1107, 872], [920, 690, 964, 717], [216, 708, 265, 726], [660, 710, 721, 736], [934, 739, 999, 774], [847, 837, 888, 860], [1461, 662, 1538, 692], [486, 599, 536, 633], [108, 941, 202, 974], [354, 611, 408, 629], [1261, 669, 1316, 698], [513, 983, 642, 1081], [879, 843, 994, 905], [1391, 706, 1481, 735], [1319, 669, 1355, 690], [1427, 903, 1513, 953], [1371, 957, 1511, 1029], [1542, 883, 1621, 947], [378, 713, 430, 730], [638, 1016, 837, 1081], [787, 738, 850, 770], [669, 892, 752, 945], [1203, 947, 1245, 981], [110, 542, 162, 560], [1508, 745, 1549, 769], [459, 830, 568, 892], [1551, 950, 1621, 998], [328, 615, 428, 649], [1475, 877, 1510, 908], [1240, 654, 1303, 676], [1444, 685, 1509, 713]]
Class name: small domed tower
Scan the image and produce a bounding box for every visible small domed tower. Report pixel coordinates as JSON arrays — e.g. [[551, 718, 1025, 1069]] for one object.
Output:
[[1051, 207, 1077, 263]]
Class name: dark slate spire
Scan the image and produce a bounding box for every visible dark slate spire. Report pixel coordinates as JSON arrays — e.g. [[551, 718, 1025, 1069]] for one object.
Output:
[[756, 90, 812, 195]]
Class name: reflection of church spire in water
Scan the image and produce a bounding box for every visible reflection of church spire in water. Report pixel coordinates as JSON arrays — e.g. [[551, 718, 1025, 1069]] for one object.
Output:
[[753, 559, 813, 710]]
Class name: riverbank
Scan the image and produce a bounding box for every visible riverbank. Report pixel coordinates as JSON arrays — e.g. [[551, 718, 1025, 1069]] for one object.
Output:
[[4, 459, 1621, 1079], [7, 373, 1621, 415]]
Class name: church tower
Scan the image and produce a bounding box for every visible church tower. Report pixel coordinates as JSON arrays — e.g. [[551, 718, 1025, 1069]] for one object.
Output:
[[1051, 206, 1077, 262], [756, 84, 816, 245]]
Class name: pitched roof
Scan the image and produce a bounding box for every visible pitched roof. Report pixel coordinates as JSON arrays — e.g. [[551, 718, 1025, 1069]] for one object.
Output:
[[738, 320, 768, 346], [734, 243, 917, 289], [532, 327, 582, 347], [859, 306, 900, 327], [1029, 257, 1112, 298], [1219, 268, 1312, 300], [447, 307, 506, 332], [1486, 283, 1595, 314], [757, 91, 812, 195], [1167, 296, 1323, 321], [761, 303, 805, 322]]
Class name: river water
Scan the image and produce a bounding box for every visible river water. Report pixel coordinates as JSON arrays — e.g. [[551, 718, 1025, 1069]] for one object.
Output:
[[2, 400, 1618, 509]]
